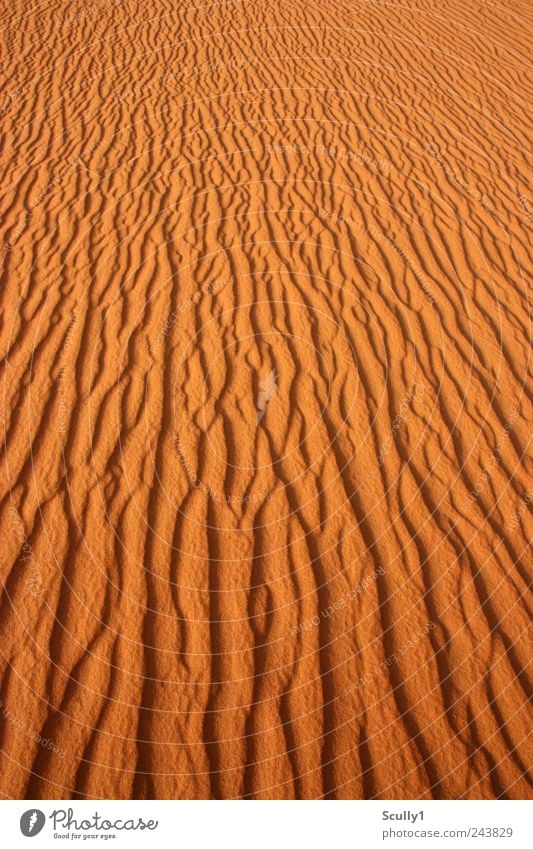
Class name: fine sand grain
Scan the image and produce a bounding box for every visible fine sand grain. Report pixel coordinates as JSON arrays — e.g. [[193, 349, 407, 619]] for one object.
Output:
[[0, 0, 531, 799]]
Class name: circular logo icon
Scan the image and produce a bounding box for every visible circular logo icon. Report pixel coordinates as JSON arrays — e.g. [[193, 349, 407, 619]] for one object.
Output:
[[20, 810, 46, 837]]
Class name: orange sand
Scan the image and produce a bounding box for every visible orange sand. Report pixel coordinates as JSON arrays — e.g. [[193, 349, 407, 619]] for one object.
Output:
[[0, 0, 531, 799]]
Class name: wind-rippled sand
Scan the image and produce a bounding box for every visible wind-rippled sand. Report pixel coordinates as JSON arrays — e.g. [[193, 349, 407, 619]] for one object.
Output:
[[0, 0, 531, 799]]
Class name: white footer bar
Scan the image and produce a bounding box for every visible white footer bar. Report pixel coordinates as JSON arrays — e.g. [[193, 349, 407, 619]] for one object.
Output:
[[2, 800, 531, 848]]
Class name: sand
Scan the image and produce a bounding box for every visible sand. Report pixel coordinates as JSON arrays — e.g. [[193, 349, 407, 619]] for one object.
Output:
[[0, 0, 531, 799]]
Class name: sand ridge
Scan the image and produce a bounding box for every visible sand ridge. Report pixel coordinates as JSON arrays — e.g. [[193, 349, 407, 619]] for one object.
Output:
[[0, 0, 531, 799]]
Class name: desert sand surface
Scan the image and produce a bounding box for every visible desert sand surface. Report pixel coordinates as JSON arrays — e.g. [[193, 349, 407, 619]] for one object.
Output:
[[0, 0, 531, 800]]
